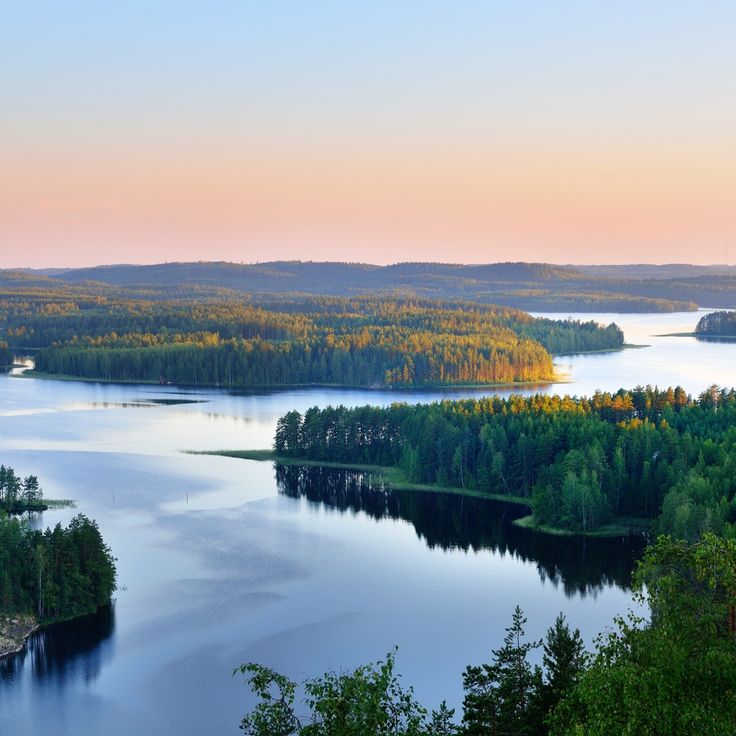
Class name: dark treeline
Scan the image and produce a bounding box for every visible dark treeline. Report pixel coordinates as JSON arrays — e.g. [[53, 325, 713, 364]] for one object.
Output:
[[0, 514, 116, 622], [274, 386, 736, 537], [6, 260, 714, 311], [276, 464, 643, 596], [695, 309, 736, 336], [1, 280, 619, 353], [0, 339, 11, 366], [0, 465, 44, 514], [25, 296, 623, 388], [237, 534, 736, 734]]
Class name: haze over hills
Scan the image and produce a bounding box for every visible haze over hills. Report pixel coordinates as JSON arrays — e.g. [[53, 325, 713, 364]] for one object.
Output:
[[573, 264, 736, 280], [8, 260, 736, 312]]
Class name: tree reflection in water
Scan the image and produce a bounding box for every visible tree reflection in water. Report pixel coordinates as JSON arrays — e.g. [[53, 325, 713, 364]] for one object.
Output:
[[0, 604, 115, 682], [276, 464, 645, 597]]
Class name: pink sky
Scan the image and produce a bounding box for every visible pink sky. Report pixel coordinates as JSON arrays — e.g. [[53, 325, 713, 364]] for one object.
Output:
[[2, 3, 735, 268]]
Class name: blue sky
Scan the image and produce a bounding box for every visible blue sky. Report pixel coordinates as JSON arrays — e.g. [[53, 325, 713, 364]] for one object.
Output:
[[1, 2, 734, 266]]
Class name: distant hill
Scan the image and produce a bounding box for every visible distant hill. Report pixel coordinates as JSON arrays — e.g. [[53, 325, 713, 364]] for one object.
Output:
[[51, 260, 581, 290], [10, 259, 736, 311], [7, 260, 700, 312], [574, 264, 736, 280]]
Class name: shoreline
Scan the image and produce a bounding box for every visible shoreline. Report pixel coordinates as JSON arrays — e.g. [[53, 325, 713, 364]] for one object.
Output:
[[193, 449, 650, 538], [0, 614, 39, 660], [21, 370, 566, 392], [656, 331, 736, 341]]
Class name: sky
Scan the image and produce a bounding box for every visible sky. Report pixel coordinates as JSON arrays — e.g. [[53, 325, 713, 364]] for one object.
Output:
[[1, 1, 735, 268]]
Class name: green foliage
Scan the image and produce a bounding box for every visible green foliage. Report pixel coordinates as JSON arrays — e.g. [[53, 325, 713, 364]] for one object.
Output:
[[0, 513, 116, 621], [462, 606, 543, 736], [235, 664, 301, 736], [0, 339, 12, 366], [31, 298, 567, 387], [238, 534, 736, 734], [538, 615, 586, 730], [550, 534, 736, 735], [272, 385, 736, 534], [426, 703, 459, 736], [696, 310, 736, 337], [0, 276, 623, 387], [0, 464, 45, 514], [237, 650, 430, 736]]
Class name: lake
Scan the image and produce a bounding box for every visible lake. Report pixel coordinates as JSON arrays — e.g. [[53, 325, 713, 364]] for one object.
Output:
[[0, 310, 733, 735]]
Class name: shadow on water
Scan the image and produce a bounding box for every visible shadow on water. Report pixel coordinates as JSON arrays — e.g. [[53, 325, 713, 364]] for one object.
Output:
[[276, 465, 645, 598], [0, 604, 115, 683]]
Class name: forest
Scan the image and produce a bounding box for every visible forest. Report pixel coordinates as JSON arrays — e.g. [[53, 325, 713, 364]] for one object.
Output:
[[237, 533, 736, 735], [6, 260, 721, 311], [0, 513, 116, 622], [0, 340, 11, 366], [19, 295, 623, 388], [695, 309, 736, 336], [273, 385, 736, 537], [0, 465, 45, 514]]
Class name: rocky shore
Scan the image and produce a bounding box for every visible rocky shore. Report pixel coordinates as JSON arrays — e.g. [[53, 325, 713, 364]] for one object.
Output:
[[0, 613, 38, 659]]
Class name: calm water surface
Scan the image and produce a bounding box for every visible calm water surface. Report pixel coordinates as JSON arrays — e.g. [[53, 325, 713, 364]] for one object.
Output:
[[0, 310, 733, 735]]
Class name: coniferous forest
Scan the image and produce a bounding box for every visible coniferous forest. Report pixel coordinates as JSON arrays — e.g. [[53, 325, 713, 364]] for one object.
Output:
[[695, 309, 736, 337], [0, 464, 45, 514], [273, 385, 736, 537], [0, 512, 116, 622], [0, 464, 116, 625], [10, 294, 624, 388]]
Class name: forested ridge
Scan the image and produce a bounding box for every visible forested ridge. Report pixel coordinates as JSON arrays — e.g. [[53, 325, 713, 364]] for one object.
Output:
[[14, 294, 623, 388], [274, 385, 736, 536], [8, 260, 715, 311]]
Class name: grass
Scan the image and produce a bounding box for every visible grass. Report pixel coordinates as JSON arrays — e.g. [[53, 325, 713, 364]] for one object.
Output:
[[22, 371, 166, 385], [652, 332, 736, 339], [193, 449, 525, 507], [513, 514, 651, 538], [45, 499, 77, 509], [553, 343, 648, 356], [194, 449, 653, 538]]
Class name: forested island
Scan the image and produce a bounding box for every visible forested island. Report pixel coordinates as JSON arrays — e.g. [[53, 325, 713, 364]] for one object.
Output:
[[0, 287, 624, 387], [237, 533, 736, 734], [0, 466, 116, 658], [268, 386, 736, 538], [695, 309, 736, 337]]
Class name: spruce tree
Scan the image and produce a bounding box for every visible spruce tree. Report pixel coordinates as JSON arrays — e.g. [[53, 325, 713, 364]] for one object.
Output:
[[462, 606, 542, 736]]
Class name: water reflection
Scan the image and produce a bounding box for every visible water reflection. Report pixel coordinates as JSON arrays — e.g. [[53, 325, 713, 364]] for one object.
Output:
[[0, 604, 115, 684], [276, 465, 645, 597]]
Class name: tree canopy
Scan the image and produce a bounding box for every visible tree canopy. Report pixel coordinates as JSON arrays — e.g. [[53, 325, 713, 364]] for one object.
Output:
[[273, 385, 736, 536]]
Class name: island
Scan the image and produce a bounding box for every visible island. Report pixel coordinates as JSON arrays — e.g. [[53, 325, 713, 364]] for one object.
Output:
[[0, 466, 117, 659], [0, 277, 625, 388]]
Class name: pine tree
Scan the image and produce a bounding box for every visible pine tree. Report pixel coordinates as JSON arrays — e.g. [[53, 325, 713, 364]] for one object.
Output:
[[462, 606, 542, 736], [534, 613, 586, 731], [428, 701, 459, 735]]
